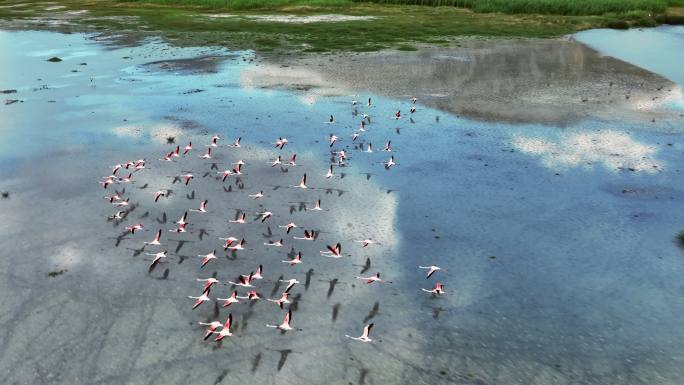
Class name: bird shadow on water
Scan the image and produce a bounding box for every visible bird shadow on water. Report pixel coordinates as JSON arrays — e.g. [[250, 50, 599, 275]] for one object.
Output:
[[363, 302, 379, 323], [332, 303, 341, 323], [251, 352, 262, 374]]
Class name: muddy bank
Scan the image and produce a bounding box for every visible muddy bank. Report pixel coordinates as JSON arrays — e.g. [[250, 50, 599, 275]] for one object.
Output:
[[250, 38, 683, 127]]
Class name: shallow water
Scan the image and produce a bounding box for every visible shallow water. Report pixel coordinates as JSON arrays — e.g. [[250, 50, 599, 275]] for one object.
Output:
[[2, 29, 684, 385], [575, 26, 684, 86]]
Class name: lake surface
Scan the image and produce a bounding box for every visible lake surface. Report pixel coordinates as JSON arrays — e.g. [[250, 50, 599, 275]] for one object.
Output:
[[1, 27, 684, 385]]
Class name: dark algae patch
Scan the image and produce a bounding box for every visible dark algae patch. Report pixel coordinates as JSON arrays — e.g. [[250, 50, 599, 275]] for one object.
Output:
[[47, 269, 68, 278]]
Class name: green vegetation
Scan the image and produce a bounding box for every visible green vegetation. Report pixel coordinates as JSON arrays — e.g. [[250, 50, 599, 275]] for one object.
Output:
[[359, 0, 684, 16], [116, 0, 353, 9], [0, 0, 682, 54], [118, 0, 684, 14]]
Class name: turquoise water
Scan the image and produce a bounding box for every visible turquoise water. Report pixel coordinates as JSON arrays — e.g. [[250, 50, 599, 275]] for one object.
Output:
[[1, 29, 684, 385], [575, 26, 684, 87]]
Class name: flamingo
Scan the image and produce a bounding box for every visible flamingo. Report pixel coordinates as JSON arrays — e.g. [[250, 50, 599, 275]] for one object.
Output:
[[183, 142, 192, 155], [267, 292, 291, 309], [290, 173, 307, 189], [119, 173, 133, 183], [216, 291, 240, 307], [274, 137, 289, 149], [219, 236, 238, 250], [384, 156, 395, 169], [146, 250, 168, 270], [383, 141, 392, 152], [320, 243, 342, 258], [169, 223, 187, 233], [125, 223, 144, 234], [422, 282, 445, 295], [324, 165, 334, 179], [249, 191, 264, 200], [355, 239, 378, 248], [365, 143, 373, 153], [181, 173, 194, 185], [287, 154, 297, 166], [229, 272, 253, 287], [198, 250, 217, 267], [280, 278, 299, 292], [238, 291, 261, 300], [257, 211, 272, 222], [271, 155, 282, 167], [230, 212, 247, 224], [144, 229, 162, 246], [345, 323, 373, 342], [293, 230, 315, 241], [355, 273, 387, 284], [153, 190, 166, 202], [283, 252, 302, 266], [189, 290, 211, 310], [329, 134, 338, 147], [217, 169, 233, 182], [197, 277, 220, 292], [418, 265, 443, 279], [198, 320, 222, 340], [109, 210, 125, 220], [227, 238, 246, 251], [266, 309, 293, 331], [307, 199, 322, 211], [265, 238, 284, 247], [190, 199, 208, 213], [211, 314, 234, 341], [112, 198, 130, 207], [200, 147, 212, 159], [176, 211, 188, 226], [229, 137, 241, 148], [279, 222, 297, 234], [209, 134, 220, 147]]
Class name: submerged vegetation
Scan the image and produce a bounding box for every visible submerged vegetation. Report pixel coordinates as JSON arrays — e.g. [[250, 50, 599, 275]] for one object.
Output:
[[0, 0, 682, 53]]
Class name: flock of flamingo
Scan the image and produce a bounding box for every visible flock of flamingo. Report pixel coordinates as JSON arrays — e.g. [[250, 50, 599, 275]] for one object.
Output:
[[99, 95, 445, 347]]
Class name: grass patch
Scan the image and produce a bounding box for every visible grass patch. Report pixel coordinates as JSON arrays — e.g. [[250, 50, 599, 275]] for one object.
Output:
[[0, 0, 682, 53]]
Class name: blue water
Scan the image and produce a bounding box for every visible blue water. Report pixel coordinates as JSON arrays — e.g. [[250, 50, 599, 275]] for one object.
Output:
[[1, 29, 684, 385], [575, 26, 684, 87]]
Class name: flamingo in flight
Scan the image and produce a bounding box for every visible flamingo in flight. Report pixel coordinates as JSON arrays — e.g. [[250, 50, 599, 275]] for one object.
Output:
[[355, 272, 388, 284], [146, 250, 167, 270], [198, 250, 217, 267], [190, 199, 208, 213], [267, 292, 291, 309], [197, 277, 220, 292], [345, 323, 374, 342], [290, 173, 307, 189], [144, 229, 162, 246], [320, 243, 342, 258], [283, 252, 302, 266], [266, 309, 293, 331], [229, 272, 253, 287], [422, 282, 445, 295], [188, 290, 211, 310], [230, 212, 247, 224], [418, 265, 443, 279], [125, 223, 144, 234], [293, 230, 315, 241], [198, 320, 221, 341], [211, 315, 234, 341], [279, 222, 297, 234], [216, 291, 240, 307]]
